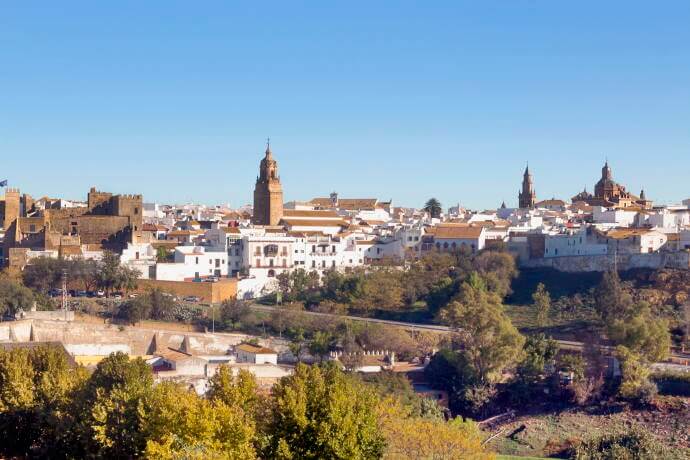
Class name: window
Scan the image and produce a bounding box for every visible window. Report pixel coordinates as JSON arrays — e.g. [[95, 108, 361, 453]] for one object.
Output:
[[443, 242, 449, 249], [268, 269, 275, 277], [269, 259, 274, 267], [29, 224, 36, 232], [322, 260, 326, 268], [332, 245, 336, 252], [312, 260, 316, 268], [264, 244, 278, 256], [451, 242, 456, 249], [312, 245, 316, 253], [256, 258, 261, 267], [195, 257, 199, 264], [210, 259, 212, 264], [134, 207, 139, 214], [332, 260, 336, 267]]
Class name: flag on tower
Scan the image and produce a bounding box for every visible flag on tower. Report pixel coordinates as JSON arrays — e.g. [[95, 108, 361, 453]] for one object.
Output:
[[0, 180, 7, 187]]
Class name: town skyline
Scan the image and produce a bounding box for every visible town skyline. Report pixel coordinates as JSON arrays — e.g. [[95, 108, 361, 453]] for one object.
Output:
[[2, 147, 685, 211], [3, 2, 690, 208]]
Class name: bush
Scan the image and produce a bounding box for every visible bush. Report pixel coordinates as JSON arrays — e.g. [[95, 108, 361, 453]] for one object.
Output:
[[572, 427, 668, 459]]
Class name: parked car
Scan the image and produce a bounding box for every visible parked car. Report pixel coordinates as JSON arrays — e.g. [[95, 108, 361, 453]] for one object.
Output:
[[183, 296, 201, 303], [96, 290, 105, 298], [48, 288, 64, 297], [75, 290, 88, 297]]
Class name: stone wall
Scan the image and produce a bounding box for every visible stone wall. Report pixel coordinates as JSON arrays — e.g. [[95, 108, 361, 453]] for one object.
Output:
[[521, 252, 690, 273], [136, 278, 238, 303], [0, 319, 287, 356]]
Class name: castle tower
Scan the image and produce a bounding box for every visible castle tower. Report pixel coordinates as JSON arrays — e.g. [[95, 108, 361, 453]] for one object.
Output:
[[252, 140, 284, 226], [2, 188, 21, 231], [518, 165, 536, 209]]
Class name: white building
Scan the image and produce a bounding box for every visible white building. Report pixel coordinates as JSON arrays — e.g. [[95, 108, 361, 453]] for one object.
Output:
[[155, 246, 228, 281], [236, 343, 278, 365], [543, 227, 608, 258]]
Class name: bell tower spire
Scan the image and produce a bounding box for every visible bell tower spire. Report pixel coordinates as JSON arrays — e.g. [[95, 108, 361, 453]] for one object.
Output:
[[518, 162, 536, 209]]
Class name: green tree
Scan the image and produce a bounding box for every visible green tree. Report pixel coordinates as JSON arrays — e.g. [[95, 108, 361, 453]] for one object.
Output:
[[207, 366, 259, 416], [351, 268, 404, 312], [594, 270, 633, 321], [439, 282, 525, 384], [532, 282, 551, 327], [0, 276, 35, 318], [266, 363, 384, 459], [21, 257, 65, 293], [509, 334, 559, 404], [472, 250, 518, 298], [75, 352, 154, 458], [118, 296, 153, 325], [96, 251, 140, 296], [220, 298, 252, 330], [308, 330, 334, 360], [423, 198, 443, 219], [141, 381, 257, 459], [147, 288, 177, 321], [616, 346, 657, 405], [607, 303, 670, 362]]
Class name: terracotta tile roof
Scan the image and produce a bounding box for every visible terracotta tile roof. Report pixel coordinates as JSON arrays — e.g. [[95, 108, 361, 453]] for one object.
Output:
[[431, 224, 484, 239], [281, 218, 347, 228], [236, 343, 277, 354], [283, 209, 340, 218], [221, 227, 241, 234], [355, 239, 376, 245], [606, 228, 657, 239], [167, 230, 192, 236], [536, 199, 566, 207], [310, 198, 378, 210]]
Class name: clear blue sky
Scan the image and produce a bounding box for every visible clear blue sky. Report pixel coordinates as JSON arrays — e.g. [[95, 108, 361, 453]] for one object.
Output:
[[2, 2, 689, 209]]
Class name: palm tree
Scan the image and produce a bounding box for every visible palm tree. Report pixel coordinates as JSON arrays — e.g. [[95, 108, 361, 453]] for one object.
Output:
[[423, 198, 442, 218]]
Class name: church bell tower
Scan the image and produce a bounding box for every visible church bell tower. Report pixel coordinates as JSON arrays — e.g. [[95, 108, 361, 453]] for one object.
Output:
[[252, 140, 284, 226], [518, 165, 536, 209]]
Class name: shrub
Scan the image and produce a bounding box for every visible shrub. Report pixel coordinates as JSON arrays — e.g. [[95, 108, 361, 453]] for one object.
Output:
[[571, 427, 668, 459]]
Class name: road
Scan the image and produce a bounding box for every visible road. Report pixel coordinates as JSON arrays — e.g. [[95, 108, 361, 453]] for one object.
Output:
[[249, 304, 690, 365]]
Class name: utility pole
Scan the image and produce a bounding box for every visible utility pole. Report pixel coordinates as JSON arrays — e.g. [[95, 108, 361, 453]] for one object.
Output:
[[61, 269, 68, 320]]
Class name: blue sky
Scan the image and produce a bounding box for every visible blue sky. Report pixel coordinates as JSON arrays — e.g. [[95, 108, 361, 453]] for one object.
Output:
[[1, 2, 689, 209]]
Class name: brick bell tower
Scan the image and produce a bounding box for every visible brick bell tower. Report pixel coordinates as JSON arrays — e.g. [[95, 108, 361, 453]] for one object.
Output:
[[252, 139, 284, 226]]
